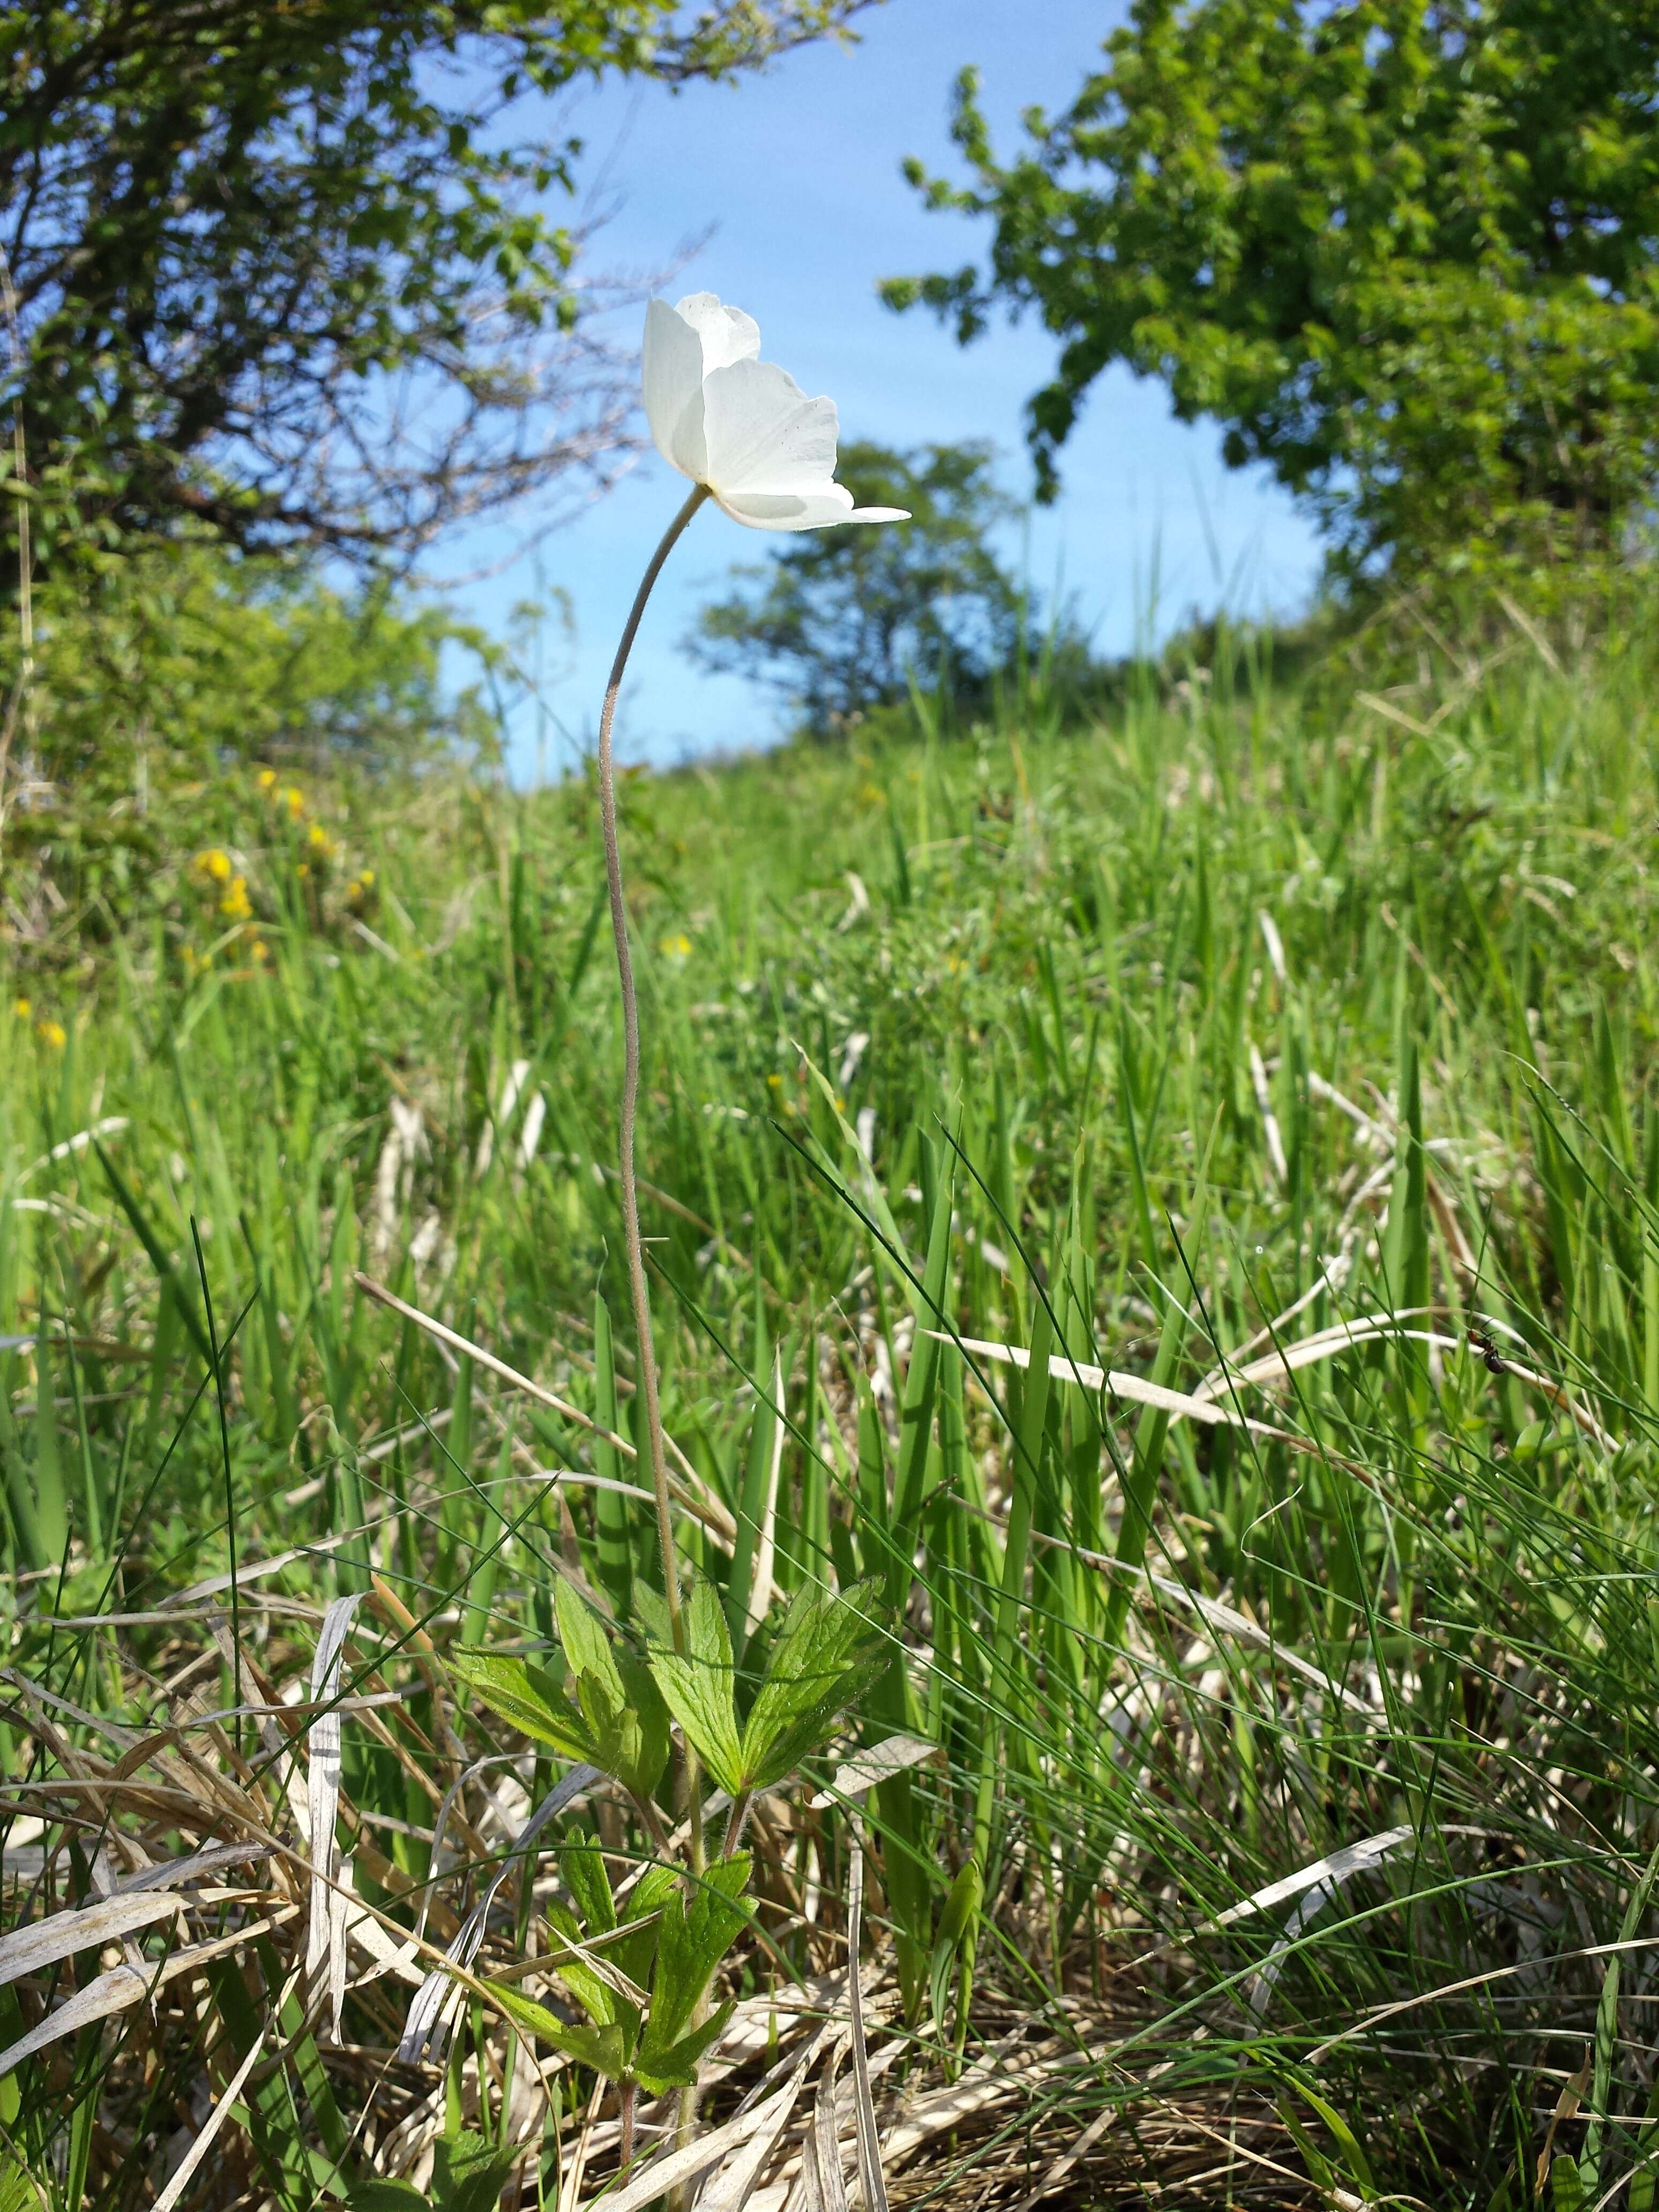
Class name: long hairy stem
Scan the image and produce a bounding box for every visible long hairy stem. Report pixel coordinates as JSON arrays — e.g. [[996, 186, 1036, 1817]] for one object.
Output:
[[597, 484, 712, 2212], [596, 480, 709, 1660], [599, 481, 712, 2212]]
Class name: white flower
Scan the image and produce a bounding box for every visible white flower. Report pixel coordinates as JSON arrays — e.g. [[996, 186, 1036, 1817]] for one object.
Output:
[[642, 292, 910, 534]]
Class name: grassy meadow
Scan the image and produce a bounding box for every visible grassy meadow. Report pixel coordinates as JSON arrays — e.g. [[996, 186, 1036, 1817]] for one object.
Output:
[[6, 607, 1659, 2209]]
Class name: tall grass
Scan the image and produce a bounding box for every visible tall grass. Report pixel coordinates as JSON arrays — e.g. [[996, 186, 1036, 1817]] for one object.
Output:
[[4, 605, 1659, 2207]]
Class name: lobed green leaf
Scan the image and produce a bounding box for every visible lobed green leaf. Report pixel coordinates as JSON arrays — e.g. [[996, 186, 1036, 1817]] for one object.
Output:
[[741, 1579, 888, 1790], [644, 1577, 744, 1793]]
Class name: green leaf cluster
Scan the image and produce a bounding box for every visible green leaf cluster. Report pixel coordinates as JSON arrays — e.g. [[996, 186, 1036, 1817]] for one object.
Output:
[[489, 1836, 749, 2095], [887, 0, 1659, 584], [458, 1573, 887, 1805], [452, 1579, 669, 1803], [642, 1575, 888, 1797], [2, 542, 494, 804], [425, 1557, 884, 2109]]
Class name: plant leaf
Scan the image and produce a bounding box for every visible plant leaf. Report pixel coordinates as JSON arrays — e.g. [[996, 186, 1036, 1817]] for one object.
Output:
[[643, 1855, 751, 2060], [348, 2183, 428, 2212], [561, 1828, 617, 1936], [632, 1582, 673, 1648], [555, 1578, 626, 1706], [434, 2130, 522, 2212], [450, 1649, 590, 1762], [645, 1576, 744, 1793], [455, 1597, 671, 1798], [573, 1662, 624, 1740], [741, 1581, 887, 1790], [485, 1981, 629, 2080], [613, 1862, 677, 1994], [929, 1859, 982, 2034], [632, 2000, 735, 2094], [542, 1901, 618, 2030], [613, 1645, 671, 1799], [574, 1665, 669, 1803]]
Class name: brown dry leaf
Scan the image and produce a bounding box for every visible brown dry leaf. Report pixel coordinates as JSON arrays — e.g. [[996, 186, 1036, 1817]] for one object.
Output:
[[694, 2055, 815, 2212], [810, 1736, 936, 1811], [798, 2038, 850, 2212], [305, 1589, 367, 2042], [0, 1889, 181, 1988], [150, 2018, 271, 2212], [880, 2036, 1070, 2171], [0, 1907, 297, 2076], [845, 1826, 888, 2212]]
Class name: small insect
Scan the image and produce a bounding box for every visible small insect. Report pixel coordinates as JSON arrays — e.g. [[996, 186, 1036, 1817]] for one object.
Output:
[[1468, 1325, 1507, 1375]]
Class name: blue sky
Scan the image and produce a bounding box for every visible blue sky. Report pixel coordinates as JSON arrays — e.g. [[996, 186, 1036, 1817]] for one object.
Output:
[[449, 0, 1324, 779]]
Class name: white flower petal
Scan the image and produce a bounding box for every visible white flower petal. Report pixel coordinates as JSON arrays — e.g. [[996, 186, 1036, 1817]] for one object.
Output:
[[717, 487, 858, 533], [701, 360, 840, 497], [639, 293, 908, 532], [673, 292, 761, 375], [643, 299, 707, 480], [668, 390, 709, 484]]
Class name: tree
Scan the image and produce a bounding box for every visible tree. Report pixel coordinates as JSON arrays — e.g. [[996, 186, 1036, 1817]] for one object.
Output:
[[686, 439, 1028, 731], [0, 539, 500, 918], [10, 541, 495, 787], [0, 0, 877, 569], [884, 1, 1659, 584]]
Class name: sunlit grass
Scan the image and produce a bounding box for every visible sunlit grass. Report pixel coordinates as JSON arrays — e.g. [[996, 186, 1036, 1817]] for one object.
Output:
[[4, 607, 1659, 2207]]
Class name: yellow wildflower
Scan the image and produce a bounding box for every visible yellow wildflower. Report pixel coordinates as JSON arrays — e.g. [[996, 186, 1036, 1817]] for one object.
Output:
[[249, 938, 269, 965], [359, 868, 375, 887], [285, 785, 305, 818], [306, 821, 335, 859], [35, 1019, 66, 1050], [219, 875, 252, 921], [194, 848, 233, 884], [658, 932, 692, 962], [12, 997, 29, 1019], [256, 767, 277, 793], [296, 861, 310, 879]]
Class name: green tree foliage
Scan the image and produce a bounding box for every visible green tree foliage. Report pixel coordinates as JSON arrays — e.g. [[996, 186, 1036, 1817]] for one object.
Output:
[[13, 544, 491, 786], [686, 439, 1030, 732], [885, 0, 1659, 584], [0, 0, 877, 567], [0, 540, 495, 915]]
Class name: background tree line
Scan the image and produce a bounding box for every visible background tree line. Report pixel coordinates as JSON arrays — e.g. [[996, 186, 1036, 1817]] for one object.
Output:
[[3, 0, 1658, 784]]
